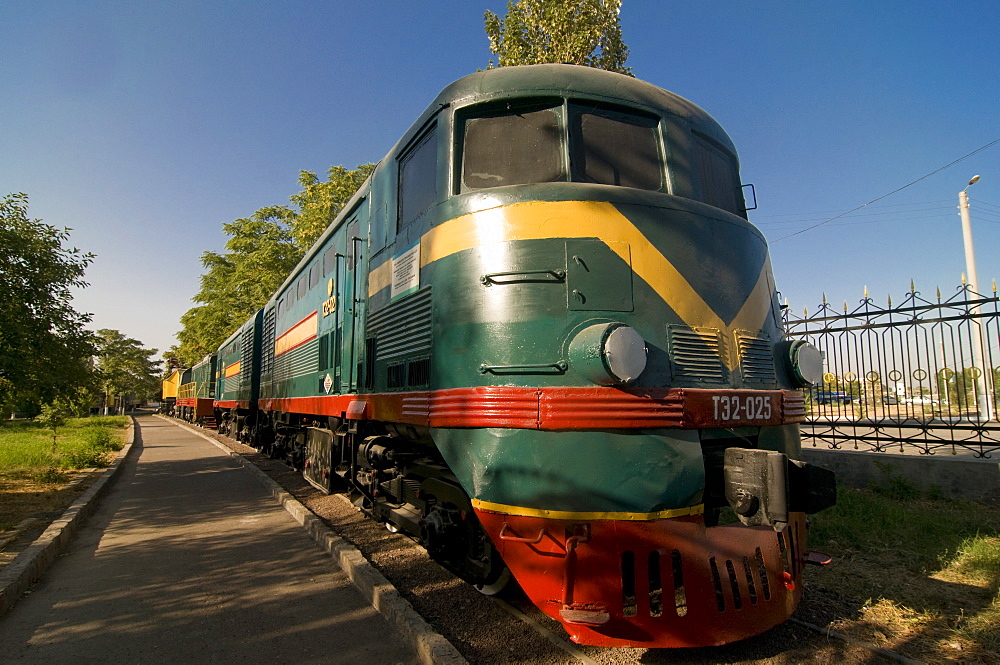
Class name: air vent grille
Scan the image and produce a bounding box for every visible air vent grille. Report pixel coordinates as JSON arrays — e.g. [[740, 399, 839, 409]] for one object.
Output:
[[736, 331, 775, 386], [668, 325, 726, 384]]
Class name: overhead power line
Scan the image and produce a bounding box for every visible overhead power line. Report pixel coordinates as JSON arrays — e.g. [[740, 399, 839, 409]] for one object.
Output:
[[754, 203, 954, 228], [771, 138, 1000, 243], [754, 199, 953, 220]]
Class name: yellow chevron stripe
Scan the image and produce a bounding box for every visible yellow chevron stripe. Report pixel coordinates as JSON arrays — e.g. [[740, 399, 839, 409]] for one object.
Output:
[[368, 201, 774, 368], [472, 498, 704, 521]]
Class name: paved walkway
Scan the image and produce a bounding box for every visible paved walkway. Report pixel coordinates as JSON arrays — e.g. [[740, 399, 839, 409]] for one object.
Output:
[[0, 416, 421, 664]]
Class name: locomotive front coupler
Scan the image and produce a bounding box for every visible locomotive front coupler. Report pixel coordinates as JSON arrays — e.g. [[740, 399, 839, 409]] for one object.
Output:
[[722, 448, 836, 531]]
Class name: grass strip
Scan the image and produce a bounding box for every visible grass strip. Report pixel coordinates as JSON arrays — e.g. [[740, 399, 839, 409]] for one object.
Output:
[[0, 417, 128, 531], [808, 485, 1000, 662]]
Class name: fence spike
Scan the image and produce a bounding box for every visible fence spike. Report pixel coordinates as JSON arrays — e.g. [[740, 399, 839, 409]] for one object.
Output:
[[803, 306, 808, 316], [910, 278, 916, 292], [843, 300, 849, 313], [994, 279, 997, 294], [887, 294, 892, 307], [864, 284, 869, 298], [936, 286, 941, 300], [822, 292, 828, 304], [961, 272, 967, 285]]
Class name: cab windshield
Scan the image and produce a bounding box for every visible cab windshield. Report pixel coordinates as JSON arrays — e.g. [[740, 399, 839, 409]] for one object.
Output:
[[459, 100, 664, 193]]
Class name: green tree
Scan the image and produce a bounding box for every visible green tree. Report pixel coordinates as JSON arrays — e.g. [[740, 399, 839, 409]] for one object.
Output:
[[173, 164, 374, 365], [993, 367, 1000, 411], [0, 193, 97, 415], [484, 0, 632, 75], [290, 164, 376, 251], [937, 367, 980, 412], [94, 329, 160, 414], [37, 398, 70, 450], [174, 206, 300, 365]]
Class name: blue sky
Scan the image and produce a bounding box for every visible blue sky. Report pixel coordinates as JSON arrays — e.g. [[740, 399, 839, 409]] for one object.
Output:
[[3, 1, 999, 357]]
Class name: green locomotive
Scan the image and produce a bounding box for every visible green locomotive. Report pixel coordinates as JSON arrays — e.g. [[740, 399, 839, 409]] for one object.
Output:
[[193, 64, 834, 648]]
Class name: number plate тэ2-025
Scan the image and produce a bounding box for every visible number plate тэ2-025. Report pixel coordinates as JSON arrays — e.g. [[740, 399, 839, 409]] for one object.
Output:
[[683, 389, 784, 427]]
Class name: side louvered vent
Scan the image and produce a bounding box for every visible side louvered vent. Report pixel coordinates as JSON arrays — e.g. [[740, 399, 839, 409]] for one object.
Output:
[[736, 331, 776, 386], [240, 326, 254, 386], [367, 287, 432, 361], [262, 309, 276, 375], [668, 325, 726, 384]]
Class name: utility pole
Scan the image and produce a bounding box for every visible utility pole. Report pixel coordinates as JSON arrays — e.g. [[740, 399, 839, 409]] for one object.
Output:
[[958, 175, 994, 421]]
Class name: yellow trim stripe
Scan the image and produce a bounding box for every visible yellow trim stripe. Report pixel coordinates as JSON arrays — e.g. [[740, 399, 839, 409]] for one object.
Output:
[[368, 201, 774, 368], [224, 361, 241, 378], [368, 260, 392, 296], [275, 311, 318, 357], [472, 498, 704, 522]]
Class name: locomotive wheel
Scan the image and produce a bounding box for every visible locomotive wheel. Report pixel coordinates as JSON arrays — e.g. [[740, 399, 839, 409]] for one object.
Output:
[[475, 565, 513, 596]]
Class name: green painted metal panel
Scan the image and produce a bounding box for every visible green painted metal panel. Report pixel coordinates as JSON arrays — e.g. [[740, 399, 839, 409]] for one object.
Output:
[[565, 238, 632, 311], [432, 427, 705, 513]]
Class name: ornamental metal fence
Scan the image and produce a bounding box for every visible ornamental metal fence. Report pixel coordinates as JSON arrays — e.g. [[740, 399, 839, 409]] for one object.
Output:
[[782, 282, 1000, 459]]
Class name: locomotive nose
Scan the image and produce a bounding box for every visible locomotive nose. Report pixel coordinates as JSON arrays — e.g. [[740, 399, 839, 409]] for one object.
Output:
[[568, 322, 648, 385]]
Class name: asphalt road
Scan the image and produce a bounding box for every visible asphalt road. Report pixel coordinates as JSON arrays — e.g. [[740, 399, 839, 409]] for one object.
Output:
[[0, 416, 421, 664]]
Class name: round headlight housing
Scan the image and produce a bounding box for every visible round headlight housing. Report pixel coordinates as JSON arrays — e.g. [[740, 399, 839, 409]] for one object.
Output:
[[782, 340, 823, 387], [569, 323, 647, 385]]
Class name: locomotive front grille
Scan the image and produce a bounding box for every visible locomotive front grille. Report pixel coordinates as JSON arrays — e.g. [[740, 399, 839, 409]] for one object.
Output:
[[620, 545, 778, 619], [615, 522, 801, 623], [668, 325, 727, 384], [736, 330, 777, 386], [620, 549, 688, 618]]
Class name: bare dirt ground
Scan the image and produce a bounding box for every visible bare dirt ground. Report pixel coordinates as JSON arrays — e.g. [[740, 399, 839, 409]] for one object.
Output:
[[0, 470, 105, 568]]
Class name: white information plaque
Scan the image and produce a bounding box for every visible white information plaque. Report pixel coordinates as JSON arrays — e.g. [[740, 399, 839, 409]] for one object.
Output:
[[390, 242, 420, 300]]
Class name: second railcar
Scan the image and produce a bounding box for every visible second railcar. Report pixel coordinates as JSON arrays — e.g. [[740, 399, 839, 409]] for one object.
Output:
[[214, 310, 263, 443]]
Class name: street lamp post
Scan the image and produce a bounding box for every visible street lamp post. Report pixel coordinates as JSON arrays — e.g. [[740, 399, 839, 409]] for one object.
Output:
[[958, 175, 994, 421], [959, 175, 981, 294]]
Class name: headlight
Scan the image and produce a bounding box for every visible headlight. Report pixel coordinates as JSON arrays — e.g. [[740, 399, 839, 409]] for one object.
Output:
[[782, 340, 823, 387], [568, 323, 647, 385]]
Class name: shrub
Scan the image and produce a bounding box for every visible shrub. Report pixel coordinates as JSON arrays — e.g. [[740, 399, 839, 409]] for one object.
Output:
[[82, 425, 116, 448], [63, 446, 112, 469], [32, 468, 68, 483]]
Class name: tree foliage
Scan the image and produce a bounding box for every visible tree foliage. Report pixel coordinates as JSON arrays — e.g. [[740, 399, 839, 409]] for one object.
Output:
[[174, 205, 299, 366], [94, 329, 161, 412], [0, 193, 97, 412], [172, 164, 374, 366], [37, 398, 70, 449], [290, 164, 376, 251], [484, 0, 632, 75]]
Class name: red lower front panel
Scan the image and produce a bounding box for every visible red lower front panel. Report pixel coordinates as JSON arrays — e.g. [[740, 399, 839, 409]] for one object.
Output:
[[475, 509, 807, 648]]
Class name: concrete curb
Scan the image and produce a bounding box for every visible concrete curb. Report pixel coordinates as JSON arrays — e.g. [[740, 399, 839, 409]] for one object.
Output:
[[0, 419, 137, 617], [157, 415, 468, 665]]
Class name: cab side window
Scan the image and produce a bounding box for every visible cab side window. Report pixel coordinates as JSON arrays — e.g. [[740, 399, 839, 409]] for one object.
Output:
[[398, 126, 438, 228], [692, 132, 744, 216]]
